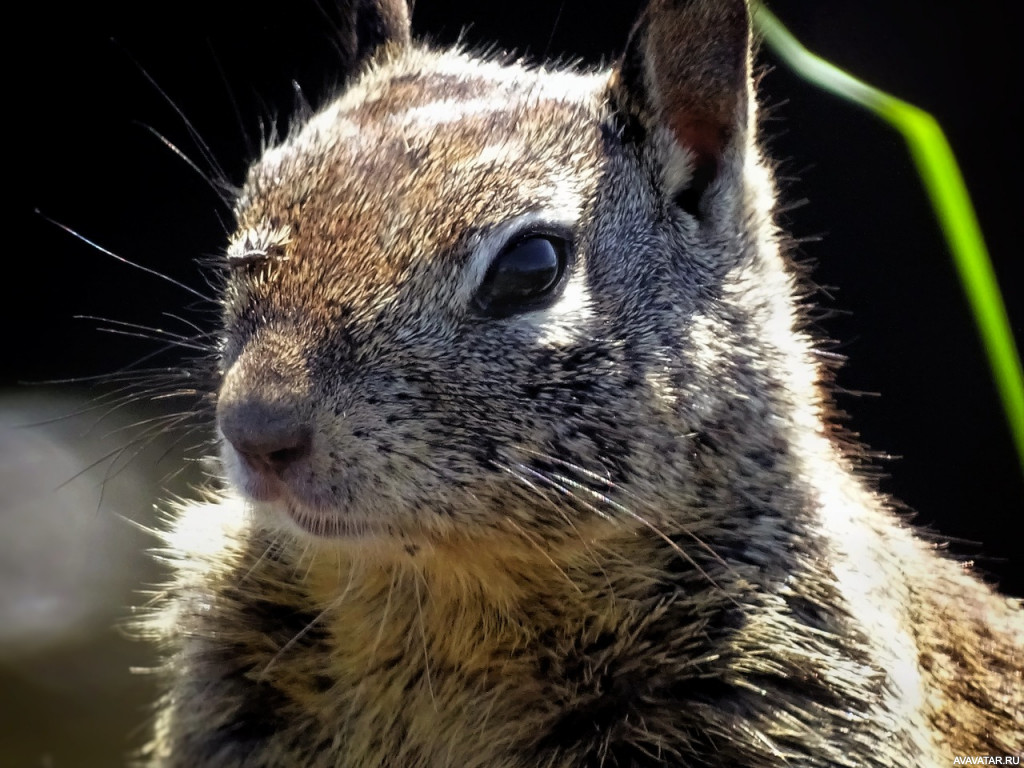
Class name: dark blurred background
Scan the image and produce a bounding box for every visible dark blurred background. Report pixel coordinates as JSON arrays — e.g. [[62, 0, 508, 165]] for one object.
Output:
[[7, 1, 1023, 764]]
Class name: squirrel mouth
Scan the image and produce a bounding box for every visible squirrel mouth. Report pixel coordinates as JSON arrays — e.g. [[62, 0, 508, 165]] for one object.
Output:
[[273, 492, 382, 540], [280, 499, 395, 540], [223, 449, 405, 540], [224, 448, 342, 535]]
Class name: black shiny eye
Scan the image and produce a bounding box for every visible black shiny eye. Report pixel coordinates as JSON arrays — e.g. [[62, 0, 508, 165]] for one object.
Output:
[[473, 235, 570, 318]]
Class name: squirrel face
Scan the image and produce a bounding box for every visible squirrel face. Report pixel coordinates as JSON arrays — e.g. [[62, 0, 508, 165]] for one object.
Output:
[[215, 0, 808, 547]]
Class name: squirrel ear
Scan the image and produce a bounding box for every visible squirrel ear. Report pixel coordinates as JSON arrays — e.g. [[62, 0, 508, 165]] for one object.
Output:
[[338, 0, 413, 78], [613, 0, 751, 208]]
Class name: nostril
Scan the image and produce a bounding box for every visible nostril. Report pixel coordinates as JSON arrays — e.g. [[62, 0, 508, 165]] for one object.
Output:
[[230, 426, 312, 477], [263, 436, 312, 472]]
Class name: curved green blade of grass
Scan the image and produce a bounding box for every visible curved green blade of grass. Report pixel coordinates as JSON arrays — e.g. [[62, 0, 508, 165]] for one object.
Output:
[[754, 5, 1024, 477]]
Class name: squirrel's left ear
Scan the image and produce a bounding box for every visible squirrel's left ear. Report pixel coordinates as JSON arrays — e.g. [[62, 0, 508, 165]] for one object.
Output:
[[338, 0, 413, 79], [613, 0, 752, 212]]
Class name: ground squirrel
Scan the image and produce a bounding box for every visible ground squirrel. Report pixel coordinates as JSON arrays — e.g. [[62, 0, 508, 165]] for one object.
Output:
[[139, 1, 1024, 765]]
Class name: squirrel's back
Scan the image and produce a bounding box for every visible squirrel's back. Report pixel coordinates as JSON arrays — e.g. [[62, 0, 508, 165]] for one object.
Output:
[[139, 1, 1024, 766]]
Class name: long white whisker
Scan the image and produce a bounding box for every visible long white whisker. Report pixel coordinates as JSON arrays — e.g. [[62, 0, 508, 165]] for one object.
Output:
[[505, 453, 735, 602], [135, 123, 234, 212], [412, 570, 438, 708], [117, 44, 234, 193], [39, 212, 213, 302], [492, 457, 616, 596], [501, 514, 583, 595], [517, 447, 735, 576], [259, 550, 358, 680]]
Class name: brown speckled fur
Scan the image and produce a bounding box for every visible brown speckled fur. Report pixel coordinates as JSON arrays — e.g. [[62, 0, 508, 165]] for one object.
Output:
[[138, 1, 1024, 765]]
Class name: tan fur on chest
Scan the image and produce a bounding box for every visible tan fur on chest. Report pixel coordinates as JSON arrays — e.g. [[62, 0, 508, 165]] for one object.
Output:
[[166, 499, 681, 767]]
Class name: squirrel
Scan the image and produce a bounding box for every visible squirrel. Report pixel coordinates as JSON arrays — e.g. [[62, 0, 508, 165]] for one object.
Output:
[[137, 0, 1024, 765]]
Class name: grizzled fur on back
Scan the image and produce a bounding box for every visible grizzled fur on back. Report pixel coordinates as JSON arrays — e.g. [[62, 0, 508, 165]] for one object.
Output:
[[139, 1, 1024, 766]]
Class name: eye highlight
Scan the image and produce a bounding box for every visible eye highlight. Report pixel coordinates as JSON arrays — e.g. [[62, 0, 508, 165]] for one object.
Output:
[[473, 235, 571, 318]]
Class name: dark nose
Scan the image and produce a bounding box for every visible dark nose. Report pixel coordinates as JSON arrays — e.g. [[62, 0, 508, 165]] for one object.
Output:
[[218, 398, 312, 477], [217, 335, 314, 478]]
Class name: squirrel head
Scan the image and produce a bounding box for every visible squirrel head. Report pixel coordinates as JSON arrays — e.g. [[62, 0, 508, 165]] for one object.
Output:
[[214, 0, 816, 549]]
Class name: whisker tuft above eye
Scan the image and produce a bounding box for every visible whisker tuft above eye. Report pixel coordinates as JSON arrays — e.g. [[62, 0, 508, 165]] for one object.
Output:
[[225, 224, 292, 268]]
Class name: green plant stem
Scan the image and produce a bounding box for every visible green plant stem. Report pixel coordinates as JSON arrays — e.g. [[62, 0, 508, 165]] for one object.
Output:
[[754, 4, 1024, 477]]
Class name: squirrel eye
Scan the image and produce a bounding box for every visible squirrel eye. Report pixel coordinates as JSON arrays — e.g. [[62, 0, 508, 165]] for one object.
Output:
[[473, 236, 569, 318]]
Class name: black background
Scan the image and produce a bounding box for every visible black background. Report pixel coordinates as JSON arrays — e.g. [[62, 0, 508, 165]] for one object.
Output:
[[14, 2, 1023, 593]]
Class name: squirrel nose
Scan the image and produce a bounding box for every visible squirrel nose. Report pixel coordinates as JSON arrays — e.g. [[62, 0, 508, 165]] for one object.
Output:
[[218, 397, 313, 477], [217, 334, 314, 478], [219, 400, 313, 477]]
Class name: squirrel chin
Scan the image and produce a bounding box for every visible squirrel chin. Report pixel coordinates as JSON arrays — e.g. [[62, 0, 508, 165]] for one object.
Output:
[[250, 495, 427, 546]]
